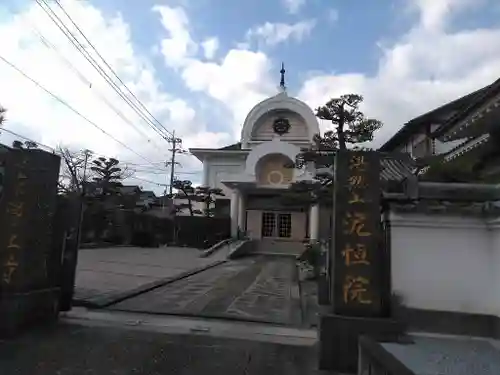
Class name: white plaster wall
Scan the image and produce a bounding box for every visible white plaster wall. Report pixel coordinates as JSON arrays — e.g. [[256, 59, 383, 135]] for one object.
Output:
[[291, 212, 306, 240], [240, 93, 320, 148], [390, 212, 497, 316], [434, 138, 464, 154], [246, 140, 312, 151], [251, 111, 308, 141], [489, 219, 500, 317], [206, 156, 246, 197], [246, 210, 262, 239]]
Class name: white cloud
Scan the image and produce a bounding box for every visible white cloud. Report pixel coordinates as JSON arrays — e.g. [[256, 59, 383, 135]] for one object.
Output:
[[4, 0, 500, 198], [154, 0, 500, 150], [153, 5, 198, 67], [0, 0, 225, 193], [180, 50, 275, 138], [154, 5, 276, 139], [201, 37, 219, 59], [298, 0, 500, 146], [282, 0, 306, 14], [246, 20, 316, 46], [327, 8, 339, 23], [409, 0, 479, 31]]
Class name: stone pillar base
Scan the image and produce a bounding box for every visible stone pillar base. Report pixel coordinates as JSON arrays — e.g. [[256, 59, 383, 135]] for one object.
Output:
[[0, 288, 61, 339], [318, 313, 404, 373], [317, 276, 330, 306]]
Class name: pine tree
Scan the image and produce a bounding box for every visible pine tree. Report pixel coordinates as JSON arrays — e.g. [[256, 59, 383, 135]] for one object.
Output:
[[283, 94, 383, 206]]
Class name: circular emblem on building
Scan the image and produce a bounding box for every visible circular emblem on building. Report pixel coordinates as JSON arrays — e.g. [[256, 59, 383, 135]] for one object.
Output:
[[273, 117, 291, 135], [268, 170, 284, 185]]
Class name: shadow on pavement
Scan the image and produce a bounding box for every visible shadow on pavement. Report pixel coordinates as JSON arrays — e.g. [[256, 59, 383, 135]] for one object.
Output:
[[0, 322, 329, 375]]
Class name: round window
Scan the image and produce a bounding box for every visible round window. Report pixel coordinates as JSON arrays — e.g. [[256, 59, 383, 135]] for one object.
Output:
[[268, 170, 284, 185]]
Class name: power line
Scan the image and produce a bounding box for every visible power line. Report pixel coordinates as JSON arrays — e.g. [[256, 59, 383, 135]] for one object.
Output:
[[176, 171, 202, 175], [26, 21, 165, 153], [0, 127, 199, 182], [130, 167, 201, 175], [127, 175, 168, 187], [0, 54, 154, 164], [121, 162, 166, 168], [52, 0, 174, 139], [0, 127, 172, 191], [36, 0, 173, 141], [35, 0, 170, 140], [0, 127, 55, 152]]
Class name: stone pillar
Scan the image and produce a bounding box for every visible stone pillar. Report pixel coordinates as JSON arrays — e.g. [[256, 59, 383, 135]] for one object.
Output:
[[202, 158, 209, 187], [309, 203, 319, 241], [230, 190, 239, 237], [238, 193, 246, 233]]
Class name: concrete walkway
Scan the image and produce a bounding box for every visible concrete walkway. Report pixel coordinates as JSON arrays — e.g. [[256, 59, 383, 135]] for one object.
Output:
[[0, 322, 329, 375], [75, 246, 227, 306], [109, 256, 303, 326]]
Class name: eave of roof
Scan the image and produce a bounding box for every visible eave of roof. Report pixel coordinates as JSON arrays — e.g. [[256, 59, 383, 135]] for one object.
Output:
[[433, 78, 500, 139], [379, 85, 490, 152], [189, 145, 250, 161], [218, 142, 242, 150]]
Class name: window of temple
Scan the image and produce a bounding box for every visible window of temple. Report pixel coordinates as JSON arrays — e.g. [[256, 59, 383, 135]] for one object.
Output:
[[251, 110, 308, 141], [261, 212, 292, 238], [255, 154, 294, 186]]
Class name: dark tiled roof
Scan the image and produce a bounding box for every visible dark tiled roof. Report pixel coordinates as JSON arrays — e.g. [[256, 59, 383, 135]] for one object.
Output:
[[379, 85, 491, 152], [218, 142, 242, 150], [433, 77, 500, 139], [119, 185, 141, 194], [381, 155, 415, 182], [392, 200, 500, 217]]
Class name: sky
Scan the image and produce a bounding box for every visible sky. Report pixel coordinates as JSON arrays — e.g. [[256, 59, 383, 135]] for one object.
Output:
[[0, 0, 500, 194]]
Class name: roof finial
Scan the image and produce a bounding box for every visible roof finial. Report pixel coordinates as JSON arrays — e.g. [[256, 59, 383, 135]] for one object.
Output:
[[279, 62, 286, 92]]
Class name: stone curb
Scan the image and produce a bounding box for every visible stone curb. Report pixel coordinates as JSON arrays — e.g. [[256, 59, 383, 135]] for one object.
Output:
[[79, 244, 133, 250], [73, 260, 227, 309], [107, 308, 300, 328], [227, 240, 255, 260], [199, 239, 232, 258], [253, 252, 301, 258]]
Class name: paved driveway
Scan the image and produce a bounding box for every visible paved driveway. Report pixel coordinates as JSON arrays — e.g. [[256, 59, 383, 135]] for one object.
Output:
[[110, 256, 302, 326], [75, 246, 227, 306]]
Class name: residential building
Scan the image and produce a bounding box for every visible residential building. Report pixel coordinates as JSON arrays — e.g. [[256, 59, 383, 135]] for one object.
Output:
[[189, 67, 329, 242], [379, 84, 491, 158], [137, 190, 156, 209], [173, 194, 206, 216], [432, 77, 500, 179]]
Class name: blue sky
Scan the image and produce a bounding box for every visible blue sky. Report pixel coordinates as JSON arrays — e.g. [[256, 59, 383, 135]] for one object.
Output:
[[0, 0, 500, 192], [88, 0, 396, 88]]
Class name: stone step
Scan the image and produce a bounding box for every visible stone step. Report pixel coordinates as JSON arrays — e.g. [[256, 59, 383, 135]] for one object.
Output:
[[257, 240, 304, 256]]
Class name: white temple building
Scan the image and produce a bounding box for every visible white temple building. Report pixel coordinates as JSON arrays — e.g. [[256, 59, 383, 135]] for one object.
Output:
[[190, 65, 330, 243]]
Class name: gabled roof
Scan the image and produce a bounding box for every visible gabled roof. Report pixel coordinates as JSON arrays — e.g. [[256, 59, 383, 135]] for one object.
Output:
[[119, 185, 142, 194], [379, 85, 491, 152], [218, 142, 242, 150], [140, 190, 156, 198], [433, 77, 500, 140]]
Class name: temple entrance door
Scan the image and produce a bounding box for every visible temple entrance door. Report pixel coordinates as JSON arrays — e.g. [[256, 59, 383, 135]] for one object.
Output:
[[261, 212, 292, 239]]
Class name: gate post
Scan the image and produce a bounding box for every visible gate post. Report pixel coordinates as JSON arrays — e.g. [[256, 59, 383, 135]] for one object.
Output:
[[318, 150, 403, 373], [0, 147, 61, 338]]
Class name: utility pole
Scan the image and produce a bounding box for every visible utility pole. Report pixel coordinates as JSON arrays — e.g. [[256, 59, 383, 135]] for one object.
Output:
[[165, 131, 183, 245], [166, 130, 183, 196]]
